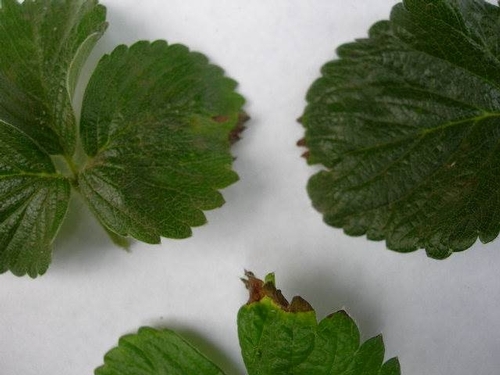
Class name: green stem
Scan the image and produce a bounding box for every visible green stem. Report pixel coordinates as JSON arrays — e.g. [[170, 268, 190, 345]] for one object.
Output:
[[64, 155, 80, 188]]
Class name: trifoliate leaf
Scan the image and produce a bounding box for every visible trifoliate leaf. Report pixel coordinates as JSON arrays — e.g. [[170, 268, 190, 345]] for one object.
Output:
[[0, 0, 107, 155], [0, 121, 70, 277], [78, 41, 245, 243], [301, 0, 500, 258], [0, 1, 246, 276], [95, 327, 226, 375], [238, 272, 400, 375]]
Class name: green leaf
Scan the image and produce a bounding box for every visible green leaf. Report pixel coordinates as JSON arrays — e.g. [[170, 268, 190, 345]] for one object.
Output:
[[238, 272, 400, 375], [94, 327, 226, 375], [95, 273, 400, 374], [0, 121, 70, 277], [301, 0, 500, 258], [0, 1, 246, 276], [0, 0, 107, 155], [78, 41, 245, 243]]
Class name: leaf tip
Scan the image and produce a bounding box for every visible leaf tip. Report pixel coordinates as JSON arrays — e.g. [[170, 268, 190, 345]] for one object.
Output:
[[264, 272, 275, 286], [332, 309, 350, 318], [242, 271, 315, 313], [243, 271, 284, 306], [289, 296, 314, 313], [229, 111, 250, 145], [297, 137, 310, 161]]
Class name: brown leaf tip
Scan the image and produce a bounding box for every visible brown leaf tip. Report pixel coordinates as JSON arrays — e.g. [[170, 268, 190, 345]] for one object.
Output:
[[297, 137, 311, 161], [242, 271, 313, 312], [229, 112, 250, 145], [242, 270, 266, 304], [297, 138, 307, 147], [289, 296, 314, 313]]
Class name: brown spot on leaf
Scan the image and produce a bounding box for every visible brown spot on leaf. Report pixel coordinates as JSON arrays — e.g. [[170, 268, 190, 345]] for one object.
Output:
[[213, 115, 230, 123]]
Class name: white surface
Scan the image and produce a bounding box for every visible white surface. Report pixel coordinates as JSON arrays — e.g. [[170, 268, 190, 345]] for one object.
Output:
[[2, 1, 500, 374]]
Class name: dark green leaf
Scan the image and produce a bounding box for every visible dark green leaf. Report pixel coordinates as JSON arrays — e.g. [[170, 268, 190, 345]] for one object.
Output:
[[94, 327, 226, 375], [0, 0, 107, 155], [78, 41, 245, 243], [238, 272, 399, 375], [302, 0, 500, 258], [0, 121, 70, 277]]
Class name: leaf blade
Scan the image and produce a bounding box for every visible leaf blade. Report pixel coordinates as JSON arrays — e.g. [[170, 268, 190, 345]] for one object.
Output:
[[238, 273, 399, 375], [238, 297, 317, 375], [0, 0, 107, 155], [302, 0, 500, 258], [94, 327, 226, 375], [78, 40, 245, 243], [0, 120, 70, 277]]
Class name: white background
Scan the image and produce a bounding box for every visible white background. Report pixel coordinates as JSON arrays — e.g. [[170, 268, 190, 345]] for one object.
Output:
[[1, 1, 500, 374]]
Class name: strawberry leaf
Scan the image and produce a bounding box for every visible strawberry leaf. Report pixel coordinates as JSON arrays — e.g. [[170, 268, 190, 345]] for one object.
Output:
[[78, 41, 245, 243], [301, 0, 500, 258], [238, 272, 400, 375], [96, 273, 401, 374], [0, 0, 107, 155], [95, 327, 226, 375], [0, 121, 70, 277], [0, 1, 245, 276]]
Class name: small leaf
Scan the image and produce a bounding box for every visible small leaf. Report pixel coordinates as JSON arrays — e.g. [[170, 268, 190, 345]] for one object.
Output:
[[0, 121, 70, 277], [78, 41, 245, 243], [0, 0, 107, 155], [95, 327, 226, 375], [238, 272, 399, 375], [301, 0, 500, 258]]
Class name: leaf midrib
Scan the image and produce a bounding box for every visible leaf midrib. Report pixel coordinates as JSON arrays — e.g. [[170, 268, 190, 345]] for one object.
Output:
[[330, 116, 494, 223], [343, 111, 500, 158]]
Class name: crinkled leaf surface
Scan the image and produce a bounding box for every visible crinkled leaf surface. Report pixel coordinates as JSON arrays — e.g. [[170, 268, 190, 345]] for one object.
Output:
[[238, 272, 400, 375], [78, 41, 245, 243], [0, 0, 107, 155], [94, 327, 226, 375], [0, 121, 70, 277], [0, 2, 244, 276], [302, 0, 500, 258]]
